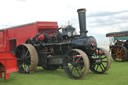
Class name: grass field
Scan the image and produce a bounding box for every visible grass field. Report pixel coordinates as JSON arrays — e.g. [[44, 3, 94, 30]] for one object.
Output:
[[0, 61, 128, 85]]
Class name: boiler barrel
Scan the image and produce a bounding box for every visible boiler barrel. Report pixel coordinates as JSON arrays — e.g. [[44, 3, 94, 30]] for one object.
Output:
[[77, 8, 88, 37]]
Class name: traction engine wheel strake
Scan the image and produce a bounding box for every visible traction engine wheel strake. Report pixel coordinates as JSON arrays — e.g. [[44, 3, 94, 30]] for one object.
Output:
[[63, 49, 89, 79], [111, 45, 128, 62], [90, 48, 111, 74], [15, 44, 38, 74]]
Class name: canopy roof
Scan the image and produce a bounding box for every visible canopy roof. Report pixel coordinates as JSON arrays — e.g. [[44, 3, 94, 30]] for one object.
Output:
[[106, 31, 128, 37]]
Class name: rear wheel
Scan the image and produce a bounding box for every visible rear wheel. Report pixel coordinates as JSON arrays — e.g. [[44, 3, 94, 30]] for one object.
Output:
[[15, 44, 38, 74], [111, 45, 128, 62], [63, 49, 89, 79], [90, 48, 111, 74]]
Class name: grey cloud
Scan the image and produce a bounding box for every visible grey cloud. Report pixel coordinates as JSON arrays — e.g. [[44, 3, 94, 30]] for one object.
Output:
[[87, 10, 128, 28], [59, 10, 128, 35], [88, 18, 128, 27], [65, 10, 128, 29], [87, 10, 128, 17]]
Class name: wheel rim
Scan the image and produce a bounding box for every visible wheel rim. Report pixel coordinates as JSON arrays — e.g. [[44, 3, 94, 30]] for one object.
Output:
[[90, 48, 111, 74], [15, 44, 38, 74], [64, 49, 89, 79], [112, 45, 128, 62]]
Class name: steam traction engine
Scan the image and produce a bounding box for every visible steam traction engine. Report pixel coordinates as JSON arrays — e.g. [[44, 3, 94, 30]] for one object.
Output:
[[15, 8, 111, 79], [106, 31, 128, 62]]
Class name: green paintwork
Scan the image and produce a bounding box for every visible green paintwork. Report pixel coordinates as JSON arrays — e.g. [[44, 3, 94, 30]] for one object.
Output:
[[114, 36, 128, 40]]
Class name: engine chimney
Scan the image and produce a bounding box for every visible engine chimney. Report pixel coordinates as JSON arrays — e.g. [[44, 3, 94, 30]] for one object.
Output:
[[77, 8, 88, 37]]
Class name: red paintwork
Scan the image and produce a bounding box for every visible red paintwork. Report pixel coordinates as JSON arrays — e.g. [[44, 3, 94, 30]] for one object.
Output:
[[0, 52, 18, 79], [73, 55, 81, 58], [0, 21, 58, 79], [96, 49, 104, 55], [38, 34, 45, 40], [90, 40, 96, 51]]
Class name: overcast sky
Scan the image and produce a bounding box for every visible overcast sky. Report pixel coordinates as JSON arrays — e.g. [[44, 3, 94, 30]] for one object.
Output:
[[0, 0, 128, 43]]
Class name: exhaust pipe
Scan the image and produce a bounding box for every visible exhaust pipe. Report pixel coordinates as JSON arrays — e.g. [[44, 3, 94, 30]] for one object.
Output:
[[77, 8, 88, 37]]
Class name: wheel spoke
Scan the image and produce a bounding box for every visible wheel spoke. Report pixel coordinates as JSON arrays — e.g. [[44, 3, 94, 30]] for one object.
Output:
[[92, 64, 96, 69], [100, 65, 104, 71], [25, 56, 30, 59], [101, 63, 106, 69], [102, 56, 107, 59], [75, 67, 81, 76], [25, 59, 30, 63], [95, 65, 99, 71], [24, 50, 29, 57], [119, 48, 123, 52], [24, 64, 27, 72], [76, 56, 82, 63], [71, 66, 75, 73], [18, 64, 23, 68], [102, 61, 107, 63], [78, 65, 83, 70], [72, 52, 78, 62], [17, 58, 22, 60], [68, 56, 73, 62], [21, 47, 25, 57], [25, 64, 29, 72]]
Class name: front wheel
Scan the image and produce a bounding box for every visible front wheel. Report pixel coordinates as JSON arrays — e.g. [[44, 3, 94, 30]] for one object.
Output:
[[63, 49, 89, 79], [111, 45, 128, 62], [90, 48, 111, 74]]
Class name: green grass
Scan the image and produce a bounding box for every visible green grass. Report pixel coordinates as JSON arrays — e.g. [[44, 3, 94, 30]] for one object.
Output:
[[1, 61, 128, 85]]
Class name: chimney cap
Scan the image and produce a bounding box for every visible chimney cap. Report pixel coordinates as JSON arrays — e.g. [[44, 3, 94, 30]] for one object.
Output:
[[77, 8, 86, 13]]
